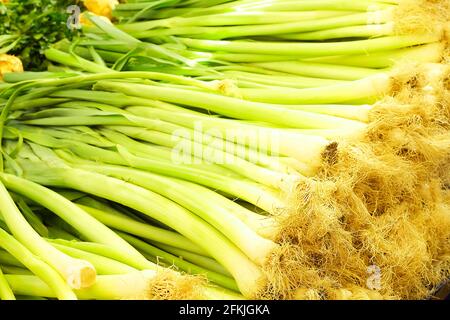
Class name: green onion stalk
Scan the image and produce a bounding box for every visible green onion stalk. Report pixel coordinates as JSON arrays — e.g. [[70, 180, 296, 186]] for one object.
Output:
[[49, 237, 237, 290], [75, 203, 209, 256], [3, 44, 449, 299], [0, 266, 15, 300], [41, 1, 447, 88], [5, 123, 291, 213], [10, 147, 276, 298], [0, 178, 243, 299], [3, 137, 320, 297], [0, 227, 77, 300], [116, 233, 239, 291], [0, 173, 154, 271], [0, 179, 97, 290], [4, 271, 242, 300], [4, 135, 309, 297], [113, 0, 396, 21], [113, 0, 447, 41]]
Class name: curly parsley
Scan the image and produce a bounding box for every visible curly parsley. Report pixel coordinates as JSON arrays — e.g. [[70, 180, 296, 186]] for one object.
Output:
[[0, 0, 82, 70]]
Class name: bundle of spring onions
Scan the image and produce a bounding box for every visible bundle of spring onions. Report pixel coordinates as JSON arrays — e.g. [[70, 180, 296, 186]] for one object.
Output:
[[0, 0, 449, 301]]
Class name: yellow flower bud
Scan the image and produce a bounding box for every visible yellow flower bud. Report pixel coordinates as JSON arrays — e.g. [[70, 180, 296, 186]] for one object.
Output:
[[79, 11, 113, 26], [0, 54, 23, 80], [83, 0, 119, 20]]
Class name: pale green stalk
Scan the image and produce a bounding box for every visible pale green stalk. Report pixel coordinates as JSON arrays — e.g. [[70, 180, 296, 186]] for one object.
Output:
[[0, 180, 96, 290], [279, 24, 394, 41], [0, 228, 77, 300], [155, 244, 231, 276], [19, 162, 266, 298], [119, 232, 239, 291], [47, 239, 155, 271], [249, 61, 382, 80], [0, 267, 15, 300], [50, 243, 138, 275], [179, 34, 439, 56], [94, 80, 367, 128], [75, 163, 280, 266], [0, 173, 150, 270], [6, 274, 243, 300], [76, 204, 208, 256]]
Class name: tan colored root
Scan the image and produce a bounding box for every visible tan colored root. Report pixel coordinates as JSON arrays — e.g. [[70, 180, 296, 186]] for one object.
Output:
[[145, 269, 207, 300], [272, 60, 450, 300], [293, 288, 322, 300], [365, 62, 450, 177], [259, 242, 335, 299], [443, 23, 450, 64], [327, 286, 387, 300], [393, 0, 449, 35], [280, 176, 450, 299]]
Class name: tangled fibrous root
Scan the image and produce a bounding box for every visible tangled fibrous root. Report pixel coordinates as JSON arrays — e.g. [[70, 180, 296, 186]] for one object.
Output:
[[366, 62, 450, 177], [326, 286, 388, 300], [393, 0, 450, 35], [146, 269, 207, 300], [274, 178, 371, 299], [260, 242, 338, 300], [280, 172, 450, 299], [276, 60, 450, 300]]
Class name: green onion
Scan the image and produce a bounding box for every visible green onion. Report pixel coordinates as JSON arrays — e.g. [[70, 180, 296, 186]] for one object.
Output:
[[0, 179, 96, 290], [18, 159, 266, 298], [0, 266, 15, 300], [0, 227, 77, 300]]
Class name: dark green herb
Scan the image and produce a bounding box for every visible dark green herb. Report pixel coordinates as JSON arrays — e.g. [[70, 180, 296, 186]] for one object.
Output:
[[0, 0, 83, 70]]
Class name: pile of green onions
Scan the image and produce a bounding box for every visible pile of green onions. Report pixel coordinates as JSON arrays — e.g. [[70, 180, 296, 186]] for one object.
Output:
[[0, 0, 448, 300]]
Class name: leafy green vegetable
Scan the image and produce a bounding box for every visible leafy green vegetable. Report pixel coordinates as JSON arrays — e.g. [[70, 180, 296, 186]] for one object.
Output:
[[0, 0, 83, 70]]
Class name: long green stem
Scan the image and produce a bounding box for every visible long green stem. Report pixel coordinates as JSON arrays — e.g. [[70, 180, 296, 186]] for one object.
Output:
[[94, 80, 367, 128], [305, 42, 445, 68], [19, 163, 266, 298], [0, 228, 77, 300], [0, 267, 15, 300], [236, 74, 391, 104], [118, 11, 354, 32], [130, 10, 392, 39], [0, 180, 96, 290], [156, 243, 231, 276], [76, 163, 279, 265], [100, 127, 301, 191], [0, 250, 23, 268], [179, 34, 440, 57], [6, 273, 243, 300], [152, 0, 394, 17], [124, 107, 336, 168], [108, 125, 309, 175], [60, 147, 285, 214], [249, 61, 381, 81], [44, 49, 113, 73], [0, 173, 150, 270], [279, 24, 394, 41], [47, 239, 155, 271], [76, 204, 208, 256], [119, 232, 239, 291], [50, 243, 138, 275]]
